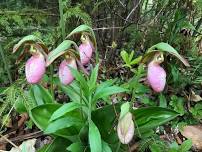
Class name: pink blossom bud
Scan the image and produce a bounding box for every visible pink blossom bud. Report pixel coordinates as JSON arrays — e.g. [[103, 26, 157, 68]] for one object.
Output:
[[59, 58, 77, 85], [78, 35, 93, 65], [25, 54, 46, 84], [147, 53, 166, 92], [117, 112, 134, 144]]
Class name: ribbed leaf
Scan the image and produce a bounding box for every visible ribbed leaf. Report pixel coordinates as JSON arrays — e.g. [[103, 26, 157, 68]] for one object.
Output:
[[142, 42, 190, 67], [45, 117, 83, 134], [13, 35, 43, 53], [50, 102, 83, 121], [29, 104, 80, 139], [46, 40, 78, 66], [89, 120, 102, 152]]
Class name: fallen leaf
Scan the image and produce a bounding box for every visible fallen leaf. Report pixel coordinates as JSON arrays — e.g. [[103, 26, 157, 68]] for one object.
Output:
[[190, 90, 202, 102], [181, 125, 202, 150], [9, 139, 36, 152]]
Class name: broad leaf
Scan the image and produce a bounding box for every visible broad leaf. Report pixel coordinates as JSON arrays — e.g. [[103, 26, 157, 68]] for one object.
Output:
[[102, 141, 112, 152], [142, 42, 190, 67], [92, 104, 179, 142], [50, 102, 83, 121], [29, 84, 54, 105], [66, 142, 85, 152], [45, 117, 83, 134], [46, 40, 78, 66], [13, 35, 43, 53], [89, 120, 102, 152], [93, 86, 127, 104], [29, 104, 80, 140], [132, 107, 179, 130]]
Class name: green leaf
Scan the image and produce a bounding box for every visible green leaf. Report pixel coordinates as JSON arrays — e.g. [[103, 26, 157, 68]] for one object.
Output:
[[15, 96, 27, 114], [130, 56, 142, 65], [120, 50, 129, 64], [46, 40, 78, 66], [59, 82, 81, 102], [89, 120, 102, 152], [30, 84, 54, 105], [169, 95, 185, 116], [93, 86, 127, 104], [159, 94, 167, 108], [13, 35, 43, 53], [142, 42, 190, 67], [179, 139, 192, 152], [88, 64, 99, 91], [29, 103, 60, 130], [132, 107, 179, 130], [45, 117, 83, 134], [50, 102, 83, 121], [120, 102, 130, 119], [92, 104, 178, 144], [29, 104, 80, 139], [92, 103, 121, 143], [37, 137, 70, 152], [129, 51, 134, 62], [69, 66, 89, 96], [149, 143, 163, 152], [102, 141, 112, 152], [66, 142, 85, 152]]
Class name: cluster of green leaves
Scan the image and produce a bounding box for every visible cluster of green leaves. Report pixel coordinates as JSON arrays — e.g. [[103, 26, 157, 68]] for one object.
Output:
[[26, 64, 179, 152], [140, 137, 192, 152]]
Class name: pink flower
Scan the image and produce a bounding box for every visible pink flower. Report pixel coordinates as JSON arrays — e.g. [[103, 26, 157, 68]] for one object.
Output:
[[25, 54, 46, 84], [59, 58, 77, 85], [78, 35, 93, 65], [147, 53, 166, 92]]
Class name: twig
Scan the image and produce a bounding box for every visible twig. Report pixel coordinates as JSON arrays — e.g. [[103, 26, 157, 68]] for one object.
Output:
[[124, 0, 142, 24], [0, 131, 43, 144], [148, 2, 168, 25], [0, 134, 20, 150], [93, 27, 124, 31]]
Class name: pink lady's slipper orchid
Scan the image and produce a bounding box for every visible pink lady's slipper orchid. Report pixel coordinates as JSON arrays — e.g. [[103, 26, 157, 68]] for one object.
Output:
[[147, 52, 166, 92], [59, 57, 77, 85], [78, 34, 93, 65], [25, 49, 46, 84]]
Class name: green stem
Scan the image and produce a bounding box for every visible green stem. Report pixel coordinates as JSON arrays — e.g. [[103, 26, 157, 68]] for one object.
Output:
[[88, 96, 92, 122], [115, 141, 121, 152], [59, 0, 65, 40], [0, 44, 12, 84], [50, 65, 54, 100]]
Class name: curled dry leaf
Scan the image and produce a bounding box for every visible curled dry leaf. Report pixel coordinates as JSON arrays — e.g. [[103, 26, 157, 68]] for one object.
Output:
[[117, 112, 134, 144], [190, 90, 202, 102], [181, 125, 202, 150]]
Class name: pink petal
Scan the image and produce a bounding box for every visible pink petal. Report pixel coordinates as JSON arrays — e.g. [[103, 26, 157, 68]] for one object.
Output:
[[79, 41, 93, 65], [147, 62, 166, 92], [25, 55, 46, 84], [59, 59, 77, 85]]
